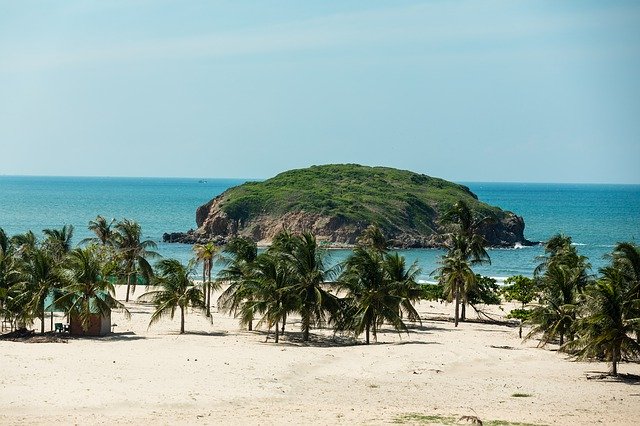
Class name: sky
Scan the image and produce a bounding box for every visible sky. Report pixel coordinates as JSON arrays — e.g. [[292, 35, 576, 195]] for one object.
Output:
[[1, 1, 639, 184]]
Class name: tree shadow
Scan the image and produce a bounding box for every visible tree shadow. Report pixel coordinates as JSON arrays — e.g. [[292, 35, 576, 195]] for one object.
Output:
[[384, 340, 441, 346], [182, 330, 228, 337], [407, 323, 452, 333], [585, 370, 640, 385], [250, 329, 360, 347], [87, 331, 146, 342]]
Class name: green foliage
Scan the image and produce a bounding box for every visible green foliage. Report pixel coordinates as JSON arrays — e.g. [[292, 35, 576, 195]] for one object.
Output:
[[527, 234, 591, 346], [337, 245, 422, 344], [421, 283, 445, 301], [468, 275, 501, 305], [563, 258, 640, 376], [507, 308, 532, 321], [138, 259, 206, 334], [502, 275, 537, 307], [216, 164, 509, 237]]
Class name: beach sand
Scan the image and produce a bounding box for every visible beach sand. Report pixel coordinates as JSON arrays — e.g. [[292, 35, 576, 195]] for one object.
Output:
[[1, 286, 639, 425]]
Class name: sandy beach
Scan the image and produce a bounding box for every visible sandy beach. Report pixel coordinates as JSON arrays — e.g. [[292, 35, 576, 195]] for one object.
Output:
[[1, 286, 639, 426]]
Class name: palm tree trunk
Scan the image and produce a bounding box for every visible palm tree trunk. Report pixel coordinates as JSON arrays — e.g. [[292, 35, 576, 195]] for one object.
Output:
[[518, 324, 522, 339], [248, 319, 252, 331], [275, 319, 279, 343], [559, 332, 564, 346], [50, 311, 53, 331], [303, 314, 310, 342], [454, 282, 460, 327], [365, 322, 370, 344], [125, 272, 132, 302], [461, 301, 466, 321], [180, 305, 185, 334], [281, 312, 287, 335], [612, 346, 619, 376], [40, 312, 45, 333]]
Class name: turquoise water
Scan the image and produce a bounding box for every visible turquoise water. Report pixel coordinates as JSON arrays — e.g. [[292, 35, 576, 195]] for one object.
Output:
[[1, 176, 638, 281]]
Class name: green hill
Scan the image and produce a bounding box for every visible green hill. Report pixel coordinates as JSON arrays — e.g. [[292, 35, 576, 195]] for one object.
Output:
[[167, 164, 530, 248]]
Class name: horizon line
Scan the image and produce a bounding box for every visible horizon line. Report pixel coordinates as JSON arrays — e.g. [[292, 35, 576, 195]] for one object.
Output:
[[1, 173, 639, 186]]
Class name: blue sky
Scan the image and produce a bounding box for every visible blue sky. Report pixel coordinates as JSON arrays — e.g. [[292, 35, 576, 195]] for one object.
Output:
[[1, 1, 639, 183]]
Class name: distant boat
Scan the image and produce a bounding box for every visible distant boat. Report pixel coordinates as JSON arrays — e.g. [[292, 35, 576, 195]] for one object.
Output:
[[198, 179, 207, 184]]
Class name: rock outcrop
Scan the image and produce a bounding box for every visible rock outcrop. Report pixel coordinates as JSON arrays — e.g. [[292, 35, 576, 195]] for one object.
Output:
[[164, 164, 534, 248]]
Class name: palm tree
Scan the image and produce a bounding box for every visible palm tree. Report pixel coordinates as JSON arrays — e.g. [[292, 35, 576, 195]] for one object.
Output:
[[0, 229, 22, 328], [527, 262, 586, 346], [10, 230, 38, 256], [527, 234, 591, 346], [383, 252, 423, 320], [14, 248, 66, 333], [217, 237, 258, 330], [434, 238, 476, 327], [138, 259, 205, 334], [441, 201, 491, 320], [244, 252, 294, 343], [339, 247, 420, 343], [357, 224, 388, 253], [288, 232, 339, 342], [42, 225, 74, 261], [113, 219, 159, 302], [193, 242, 219, 317], [564, 266, 640, 376], [80, 215, 116, 246], [56, 247, 129, 332]]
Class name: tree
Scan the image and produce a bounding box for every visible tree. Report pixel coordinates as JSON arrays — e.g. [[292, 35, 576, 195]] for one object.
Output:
[[434, 238, 476, 327], [502, 275, 537, 338], [217, 237, 258, 330], [287, 232, 339, 342], [138, 259, 206, 334], [10, 230, 38, 255], [42, 225, 74, 261], [383, 252, 423, 320], [81, 215, 116, 246], [503, 275, 537, 309], [14, 248, 66, 333], [357, 224, 388, 253], [339, 247, 421, 344], [0, 228, 22, 329], [56, 247, 129, 331], [527, 234, 591, 346], [193, 242, 220, 317], [113, 219, 158, 302], [441, 200, 491, 321], [564, 266, 640, 376], [244, 252, 294, 343]]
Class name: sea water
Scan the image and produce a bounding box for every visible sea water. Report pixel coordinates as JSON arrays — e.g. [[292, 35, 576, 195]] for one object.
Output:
[[1, 176, 638, 282]]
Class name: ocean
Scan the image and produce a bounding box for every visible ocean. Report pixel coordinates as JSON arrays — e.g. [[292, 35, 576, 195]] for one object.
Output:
[[1, 176, 638, 282]]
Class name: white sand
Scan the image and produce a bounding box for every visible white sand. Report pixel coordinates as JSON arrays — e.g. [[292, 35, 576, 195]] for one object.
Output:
[[1, 286, 639, 425]]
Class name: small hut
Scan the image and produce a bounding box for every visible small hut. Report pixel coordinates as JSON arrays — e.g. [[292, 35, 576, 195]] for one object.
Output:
[[69, 311, 111, 336]]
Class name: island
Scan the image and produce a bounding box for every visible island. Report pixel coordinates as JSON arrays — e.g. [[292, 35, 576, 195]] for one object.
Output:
[[164, 164, 534, 248]]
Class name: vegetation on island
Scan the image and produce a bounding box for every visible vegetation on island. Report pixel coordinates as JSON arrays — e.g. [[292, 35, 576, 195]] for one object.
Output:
[[1, 206, 639, 376], [193, 164, 527, 247]]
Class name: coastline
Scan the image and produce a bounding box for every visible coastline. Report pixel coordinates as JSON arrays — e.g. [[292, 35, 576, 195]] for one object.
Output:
[[1, 286, 638, 425]]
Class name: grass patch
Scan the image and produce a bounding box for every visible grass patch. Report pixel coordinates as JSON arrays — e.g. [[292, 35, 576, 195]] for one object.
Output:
[[394, 414, 456, 424], [394, 413, 543, 425], [511, 393, 532, 398]]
